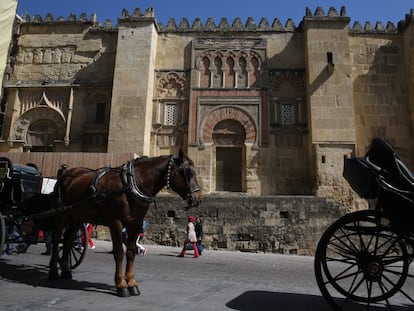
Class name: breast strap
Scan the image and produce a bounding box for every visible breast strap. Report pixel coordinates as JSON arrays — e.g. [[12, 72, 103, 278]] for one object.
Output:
[[120, 160, 155, 204]]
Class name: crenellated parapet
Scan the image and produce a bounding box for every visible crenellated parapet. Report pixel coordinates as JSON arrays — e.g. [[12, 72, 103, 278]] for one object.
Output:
[[306, 6, 346, 18], [350, 21, 397, 33], [303, 6, 349, 22], [157, 16, 296, 32], [16, 6, 412, 34], [19, 12, 115, 31], [396, 9, 414, 31], [304, 6, 401, 34]]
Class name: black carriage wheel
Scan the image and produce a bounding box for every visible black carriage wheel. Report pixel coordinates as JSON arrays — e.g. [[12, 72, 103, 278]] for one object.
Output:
[[58, 223, 88, 270], [0, 212, 5, 257], [314, 210, 410, 310]]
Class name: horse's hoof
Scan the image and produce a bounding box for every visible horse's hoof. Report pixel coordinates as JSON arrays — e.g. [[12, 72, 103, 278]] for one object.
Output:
[[61, 270, 72, 279], [129, 286, 140, 296], [48, 270, 59, 280], [117, 287, 131, 297]]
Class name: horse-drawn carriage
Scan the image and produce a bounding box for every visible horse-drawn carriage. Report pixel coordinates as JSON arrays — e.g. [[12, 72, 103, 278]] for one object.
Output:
[[314, 138, 414, 310], [0, 149, 202, 297], [0, 157, 88, 268]]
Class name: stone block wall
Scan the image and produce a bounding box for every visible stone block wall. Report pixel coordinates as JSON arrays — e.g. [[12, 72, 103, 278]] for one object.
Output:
[[134, 194, 347, 256], [351, 35, 413, 160]]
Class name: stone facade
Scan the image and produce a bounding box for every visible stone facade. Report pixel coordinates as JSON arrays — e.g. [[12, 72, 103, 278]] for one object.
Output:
[[137, 194, 345, 255], [2, 6, 414, 212], [93, 193, 346, 255]]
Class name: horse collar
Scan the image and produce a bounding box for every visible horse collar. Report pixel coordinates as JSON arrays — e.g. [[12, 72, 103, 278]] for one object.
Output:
[[121, 160, 155, 204]]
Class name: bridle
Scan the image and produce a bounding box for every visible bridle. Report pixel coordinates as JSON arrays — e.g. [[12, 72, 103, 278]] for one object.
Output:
[[166, 156, 201, 210]]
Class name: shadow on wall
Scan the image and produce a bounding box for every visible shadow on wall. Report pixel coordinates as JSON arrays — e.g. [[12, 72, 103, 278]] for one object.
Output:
[[353, 40, 412, 165]]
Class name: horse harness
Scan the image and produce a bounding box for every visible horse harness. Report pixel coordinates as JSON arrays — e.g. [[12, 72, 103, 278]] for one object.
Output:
[[50, 155, 199, 216], [89, 159, 155, 205], [89, 155, 199, 206]]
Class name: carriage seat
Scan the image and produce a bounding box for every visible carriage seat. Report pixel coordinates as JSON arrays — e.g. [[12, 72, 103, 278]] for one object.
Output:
[[12, 164, 41, 177]]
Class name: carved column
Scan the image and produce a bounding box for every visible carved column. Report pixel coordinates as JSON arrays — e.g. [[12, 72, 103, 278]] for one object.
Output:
[[64, 87, 73, 146], [7, 88, 21, 147]]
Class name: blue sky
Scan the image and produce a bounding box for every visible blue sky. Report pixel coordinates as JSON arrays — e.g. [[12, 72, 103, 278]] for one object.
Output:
[[16, 0, 413, 27]]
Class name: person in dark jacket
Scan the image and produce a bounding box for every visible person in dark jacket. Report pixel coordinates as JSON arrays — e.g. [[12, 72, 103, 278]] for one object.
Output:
[[195, 217, 204, 255]]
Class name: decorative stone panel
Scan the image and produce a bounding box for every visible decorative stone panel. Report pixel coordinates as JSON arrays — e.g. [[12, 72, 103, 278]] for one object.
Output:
[[196, 95, 260, 145], [201, 106, 256, 144]]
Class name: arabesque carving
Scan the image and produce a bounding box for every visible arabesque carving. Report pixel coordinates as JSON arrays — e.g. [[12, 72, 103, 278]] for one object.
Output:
[[156, 72, 187, 99]]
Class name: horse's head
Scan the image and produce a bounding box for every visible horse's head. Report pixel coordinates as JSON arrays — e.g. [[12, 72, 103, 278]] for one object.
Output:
[[166, 148, 202, 208]]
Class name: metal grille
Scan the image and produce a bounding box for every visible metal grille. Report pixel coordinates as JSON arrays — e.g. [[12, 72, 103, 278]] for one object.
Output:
[[281, 104, 294, 125], [164, 103, 177, 125]]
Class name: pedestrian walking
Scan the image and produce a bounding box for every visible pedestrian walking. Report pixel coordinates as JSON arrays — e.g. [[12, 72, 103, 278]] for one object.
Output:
[[86, 223, 96, 249], [136, 220, 147, 255], [179, 215, 199, 258], [195, 217, 204, 255]]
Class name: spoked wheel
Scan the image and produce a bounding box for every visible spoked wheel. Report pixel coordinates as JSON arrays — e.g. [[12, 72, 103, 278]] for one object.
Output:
[[315, 210, 414, 310], [0, 212, 5, 257], [58, 223, 88, 269]]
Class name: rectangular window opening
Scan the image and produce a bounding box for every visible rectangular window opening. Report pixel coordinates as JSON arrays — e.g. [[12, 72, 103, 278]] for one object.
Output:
[[164, 103, 177, 125], [95, 102, 106, 124], [281, 104, 294, 125], [327, 52, 333, 65]]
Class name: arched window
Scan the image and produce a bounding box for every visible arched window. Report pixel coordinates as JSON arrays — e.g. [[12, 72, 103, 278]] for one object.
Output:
[[237, 57, 248, 88], [197, 50, 263, 89], [270, 71, 306, 128], [250, 56, 260, 88], [226, 57, 235, 88], [212, 57, 223, 88], [27, 119, 58, 151], [200, 57, 211, 88]]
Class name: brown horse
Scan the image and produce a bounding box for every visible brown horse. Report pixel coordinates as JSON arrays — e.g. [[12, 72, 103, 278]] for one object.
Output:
[[47, 148, 202, 297]]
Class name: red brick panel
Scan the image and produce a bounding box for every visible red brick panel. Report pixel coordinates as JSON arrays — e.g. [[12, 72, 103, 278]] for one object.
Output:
[[201, 106, 256, 144]]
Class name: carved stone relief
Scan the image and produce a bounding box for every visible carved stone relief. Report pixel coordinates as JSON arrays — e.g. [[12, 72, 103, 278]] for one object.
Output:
[[18, 90, 66, 119], [27, 119, 58, 146], [17, 46, 76, 64], [212, 119, 246, 145], [154, 72, 188, 148], [9, 90, 69, 146], [156, 72, 187, 99], [11, 106, 66, 146], [270, 71, 305, 97], [200, 105, 257, 145], [196, 48, 263, 89]]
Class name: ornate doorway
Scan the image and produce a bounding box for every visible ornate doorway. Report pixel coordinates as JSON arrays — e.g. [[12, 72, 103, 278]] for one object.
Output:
[[216, 146, 243, 192], [213, 119, 245, 192]]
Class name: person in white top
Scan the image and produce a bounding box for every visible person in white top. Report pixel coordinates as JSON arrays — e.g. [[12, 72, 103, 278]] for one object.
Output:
[[178, 215, 199, 258]]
